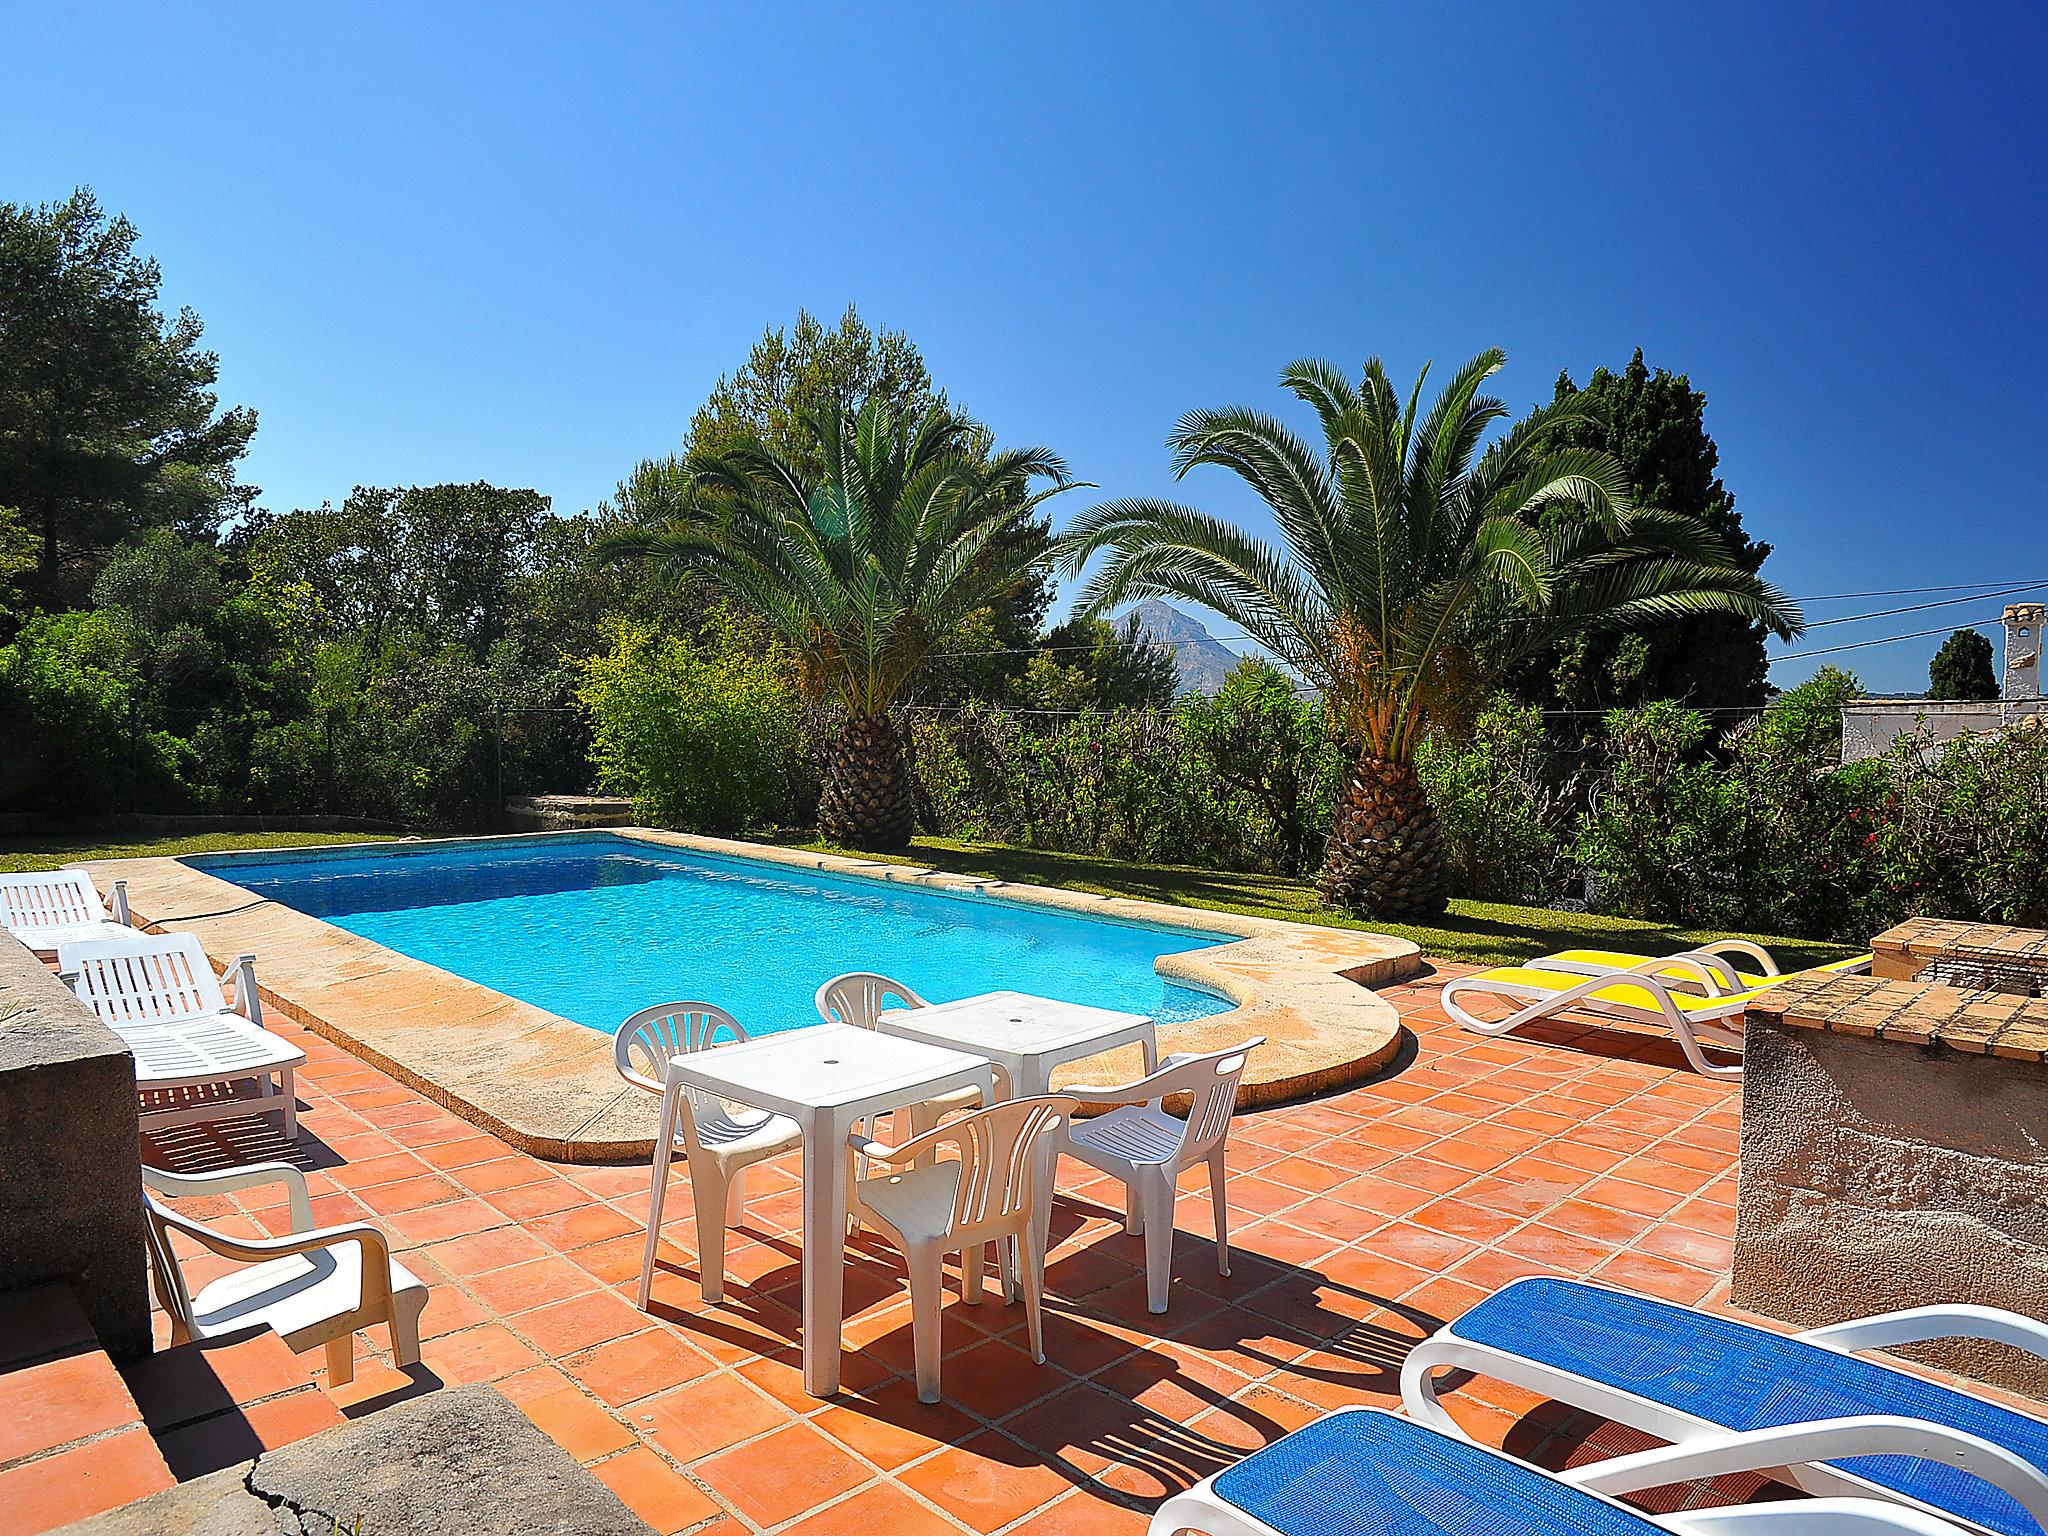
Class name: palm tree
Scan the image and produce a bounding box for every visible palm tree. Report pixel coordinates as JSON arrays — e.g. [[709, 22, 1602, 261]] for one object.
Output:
[[1055, 351, 1803, 918], [625, 396, 1077, 848]]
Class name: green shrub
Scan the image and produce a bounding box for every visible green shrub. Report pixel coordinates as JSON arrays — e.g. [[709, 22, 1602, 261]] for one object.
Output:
[[1416, 697, 1568, 902], [0, 610, 193, 815], [578, 617, 803, 831], [1872, 722, 2048, 930], [1576, 700, 1742, 925]]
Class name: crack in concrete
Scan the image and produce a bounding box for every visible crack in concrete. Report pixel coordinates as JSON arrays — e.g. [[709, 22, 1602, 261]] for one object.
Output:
[[241, 1454, 358, 1536]]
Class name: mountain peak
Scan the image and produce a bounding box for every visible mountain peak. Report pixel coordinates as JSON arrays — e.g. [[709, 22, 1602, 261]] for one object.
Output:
[[1122, 600, 1243, 696]]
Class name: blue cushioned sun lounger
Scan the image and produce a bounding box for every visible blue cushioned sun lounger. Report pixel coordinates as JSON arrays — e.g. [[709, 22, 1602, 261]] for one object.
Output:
[[1152, 1406, 1996, 1536], [1402, 1278, 2048, 1536]]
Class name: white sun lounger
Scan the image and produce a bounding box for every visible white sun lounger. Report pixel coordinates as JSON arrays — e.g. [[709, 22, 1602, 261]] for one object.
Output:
[[1439, 956, 1871, 1077], [1528, 944, 1872, 994], [59, 932, 304, 1138], [1401, 1277, 2048, 1536], [1153, 1403, 2035, 1536], [1, 870, 132, 957]]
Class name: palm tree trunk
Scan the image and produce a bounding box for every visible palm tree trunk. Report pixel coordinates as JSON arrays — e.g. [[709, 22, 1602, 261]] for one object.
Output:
[[1319, 753, 1449, 918], [819, 712, 916, 849]]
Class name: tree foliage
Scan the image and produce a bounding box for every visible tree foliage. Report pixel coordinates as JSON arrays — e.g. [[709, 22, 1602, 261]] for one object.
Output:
[[1526, 351, 1774, 713], [1929, 627, 1997, 700], [0, 189, 256, 609], [1056, 349, 1802, 914]]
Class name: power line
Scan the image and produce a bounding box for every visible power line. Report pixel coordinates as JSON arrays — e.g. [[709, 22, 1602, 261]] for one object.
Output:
[[1796, 579, 2048, 601], [1803, 581, 2048, 629], [1777, 620, 1987, 660]]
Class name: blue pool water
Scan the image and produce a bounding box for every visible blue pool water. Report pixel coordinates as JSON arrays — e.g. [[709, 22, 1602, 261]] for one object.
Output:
[[189, 835, 1235, 1036]]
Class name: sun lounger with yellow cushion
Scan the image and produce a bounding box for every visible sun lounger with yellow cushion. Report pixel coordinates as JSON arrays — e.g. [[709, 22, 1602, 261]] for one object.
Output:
[[1440, 955, 1871, 1077]]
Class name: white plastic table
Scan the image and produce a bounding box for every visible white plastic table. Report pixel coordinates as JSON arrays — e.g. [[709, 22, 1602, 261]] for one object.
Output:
[[652, 1022, 995, 1397], [877, 991, 1159, 1291], [874, 990, 1159, 1098]]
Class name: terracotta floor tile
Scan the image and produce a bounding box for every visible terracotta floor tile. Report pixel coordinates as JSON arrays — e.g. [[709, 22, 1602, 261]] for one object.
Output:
[[815, 1376, 980, 1470], [327, 1149, 430, 1189], [781, 1479, 964, 1536], [521, 1385, 637, 1463], [0, 1350, 142, 1463], [415, 1133, 511, 1171], [468, 1255, 598, 1314], [488, 1177, 591, 1220], [516, 1288, 651, 1356], [352, 1171, 464, 1215], [1004, 1381, 1147, 1474], [934, 1337, 1069, 1421], [416, 1281, 493, 1340], [1007, 1490, 1149, 1536], [1593, 1248, 1721, 1304], [568, 1328, 716, 1406], [696, 1422, 871, 1527], [737, 1344, 895, 1413], [526, 1202, 642, 1253], [593, 1445, 724, 1534], [900, 1430, 1077, 1533], [426, 1223, 550, 1275], [418, 1321, 545, 1385], [387, 1196, 507, 1246], [1633, 1221, 1736, 1270], [122, 1329, 309, 1433], [455, 1155, 554, 1194], [640, 1371, 791, 1463], [155, 1389, 348, 1479], [0, 1428, 172, 1534]]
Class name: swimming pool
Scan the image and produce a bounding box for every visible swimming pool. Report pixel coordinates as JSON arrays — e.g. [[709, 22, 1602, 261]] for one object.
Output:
[[190, 835, 1235, 1037]]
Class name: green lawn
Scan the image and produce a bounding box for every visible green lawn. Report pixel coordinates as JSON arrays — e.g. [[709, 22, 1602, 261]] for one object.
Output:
[[774, 833, 1860, 971], [1, 825, 1858, 972], [0, 829, 396, 875]]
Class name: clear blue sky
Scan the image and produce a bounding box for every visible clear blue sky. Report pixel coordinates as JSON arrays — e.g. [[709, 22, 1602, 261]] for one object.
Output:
[[8, 2, 2044, 693]]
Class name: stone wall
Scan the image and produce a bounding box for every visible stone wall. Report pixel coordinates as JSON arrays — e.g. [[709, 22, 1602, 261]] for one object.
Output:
[[1732, 1015, 2048, 1398], [0, 937, 149, 1356]]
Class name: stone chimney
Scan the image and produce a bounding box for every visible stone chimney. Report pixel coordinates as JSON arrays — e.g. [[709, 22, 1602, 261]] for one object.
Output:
[[2005, 603, 2044, 704]]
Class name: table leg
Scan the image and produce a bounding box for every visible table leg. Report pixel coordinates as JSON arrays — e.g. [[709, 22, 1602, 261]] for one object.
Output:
[[636, 1074, 682, 1311], [800, 1111, 850, 1398]]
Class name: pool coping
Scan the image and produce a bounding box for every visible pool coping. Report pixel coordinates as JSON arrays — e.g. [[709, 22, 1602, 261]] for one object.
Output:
[[76, 830, 1422, 1161]]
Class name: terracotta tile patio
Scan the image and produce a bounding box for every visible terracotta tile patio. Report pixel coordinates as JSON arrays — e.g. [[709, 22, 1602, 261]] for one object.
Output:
[[137, 962, 1750, 1536]]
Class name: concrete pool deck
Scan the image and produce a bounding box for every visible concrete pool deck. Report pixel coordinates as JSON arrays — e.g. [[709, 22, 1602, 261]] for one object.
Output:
[[77, 831, 1422, 1161]]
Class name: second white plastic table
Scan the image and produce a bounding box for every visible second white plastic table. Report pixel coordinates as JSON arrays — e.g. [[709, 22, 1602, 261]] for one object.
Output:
[[651, 1021, 994, 1398]]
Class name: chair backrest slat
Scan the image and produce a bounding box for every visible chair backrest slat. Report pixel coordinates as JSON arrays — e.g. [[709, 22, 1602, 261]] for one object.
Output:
[[925, 1095, 1072, 1246], [60, 932, 230, 1025], [1117, 1038, 1263, 1166], [0, 871, 107, 933], [815, 971, 927, 1031], [613, 1001, 760, 1149]]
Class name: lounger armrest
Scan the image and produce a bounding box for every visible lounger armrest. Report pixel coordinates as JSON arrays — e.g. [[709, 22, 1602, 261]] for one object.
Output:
[[110, 880, 131, 926], [1621, 953, 1740, 993], [1803, 1304, 2048, 1364], [228, 954, 264, 1026], [1691, 939, 1778, 975], [1562, 1414, 2048, 1534], [143, 1161, 314, 1231]]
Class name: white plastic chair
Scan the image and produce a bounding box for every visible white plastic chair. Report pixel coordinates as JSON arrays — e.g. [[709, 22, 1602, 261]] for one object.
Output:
[[60, 931, 304, 1137], [850, 1094, 1074, 1403], [141, 1162, 426, 1386], [1053, 1037, 1263, 1314], [1, 870, 131, 957], [617, 1001, 802, 1307], [816, 971, 988, 1131]]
